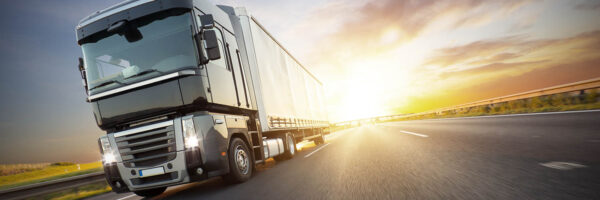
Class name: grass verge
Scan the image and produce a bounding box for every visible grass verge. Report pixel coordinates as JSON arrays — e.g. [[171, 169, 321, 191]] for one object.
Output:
[[401, 102, 600, 121], [25, 181, 112, 200], [0, 161, 102, 190]]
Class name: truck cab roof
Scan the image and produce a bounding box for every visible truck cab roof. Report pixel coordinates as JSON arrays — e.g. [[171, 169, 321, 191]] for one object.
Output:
[[75, 0, 236, 45], [77, 0, 151, 29]]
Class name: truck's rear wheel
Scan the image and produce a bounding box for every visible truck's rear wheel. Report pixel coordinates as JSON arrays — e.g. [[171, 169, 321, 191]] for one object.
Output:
[[133, 187, 166, 197], [314, 133, 325, 145], [224, 138, 253, 183], [274, 133, 296, 161]]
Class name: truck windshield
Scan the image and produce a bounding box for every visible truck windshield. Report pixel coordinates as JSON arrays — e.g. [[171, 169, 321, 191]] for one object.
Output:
[[81, 12, 197, 92]]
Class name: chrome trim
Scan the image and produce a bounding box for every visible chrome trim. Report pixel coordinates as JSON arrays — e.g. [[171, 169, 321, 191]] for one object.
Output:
[[114, 120, 174, 138], [78, 0, 155, 28], [87, 70, 196, 101]]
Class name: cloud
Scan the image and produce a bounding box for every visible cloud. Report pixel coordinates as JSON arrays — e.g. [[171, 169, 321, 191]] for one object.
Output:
[[394, 30, 600, 113], [424, 36, 526, 68], [299, 0, 536, 69], [426, 31, 600, 75], [440, 60, 550, 79], [574, 0, 600, 10]]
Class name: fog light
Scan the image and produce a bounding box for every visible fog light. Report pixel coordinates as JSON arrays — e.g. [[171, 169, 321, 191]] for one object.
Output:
[[196, 167, 203, 175]]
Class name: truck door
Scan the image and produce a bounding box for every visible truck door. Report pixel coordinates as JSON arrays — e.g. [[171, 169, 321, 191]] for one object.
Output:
[[201, 23, 239, 107], [223, 32, 251, 109]]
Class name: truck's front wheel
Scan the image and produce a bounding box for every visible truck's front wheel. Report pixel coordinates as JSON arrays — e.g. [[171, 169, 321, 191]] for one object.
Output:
[[223, 138, 253, 183], [133, 187, 166, 197]]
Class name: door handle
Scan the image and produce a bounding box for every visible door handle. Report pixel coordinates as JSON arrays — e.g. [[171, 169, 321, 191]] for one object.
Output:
[[215, 119, 224, 124]]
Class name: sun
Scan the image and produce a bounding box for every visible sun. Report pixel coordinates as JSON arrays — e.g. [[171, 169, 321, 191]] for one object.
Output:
[[324, 39, 430, 122]]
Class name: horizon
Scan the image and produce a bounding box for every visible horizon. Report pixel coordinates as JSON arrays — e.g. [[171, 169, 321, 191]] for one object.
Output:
[[1, 0, 600, 164]]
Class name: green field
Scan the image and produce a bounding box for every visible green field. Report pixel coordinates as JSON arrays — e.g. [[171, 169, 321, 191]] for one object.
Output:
[[27, 181, 112, 200], [0, 161, 103, 190]]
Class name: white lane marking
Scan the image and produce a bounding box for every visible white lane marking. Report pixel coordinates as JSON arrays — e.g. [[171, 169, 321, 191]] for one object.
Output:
[[385, 109, 600, 123], [540, 162, 587, 170], [304, 143, 331, 158], [116, 194, 137, 200], [379, 125, 429, 137], [398, 130, 429, 137]]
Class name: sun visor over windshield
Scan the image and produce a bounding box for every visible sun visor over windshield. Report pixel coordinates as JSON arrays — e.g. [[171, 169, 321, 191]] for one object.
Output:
[[76, 0, 193, 45]]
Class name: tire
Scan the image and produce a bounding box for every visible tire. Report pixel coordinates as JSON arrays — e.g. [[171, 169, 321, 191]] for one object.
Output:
[[274, 133, 296, 161], [314, 133, 325, 145], [223, 138, 253, 184], [133, 187, 166, 197]]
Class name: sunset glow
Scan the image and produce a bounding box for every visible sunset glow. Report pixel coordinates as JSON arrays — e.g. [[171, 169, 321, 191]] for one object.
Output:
[[1, 0, 600, 163], [229, 0, 600, 121]]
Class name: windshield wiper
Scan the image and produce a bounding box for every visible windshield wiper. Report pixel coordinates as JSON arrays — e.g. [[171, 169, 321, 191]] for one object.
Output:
[[89, 80, 124, 90], [124, 69, 163, 80]]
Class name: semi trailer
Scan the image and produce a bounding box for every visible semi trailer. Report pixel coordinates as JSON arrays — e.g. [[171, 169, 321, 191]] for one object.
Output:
[[75, 0, 328, 197]]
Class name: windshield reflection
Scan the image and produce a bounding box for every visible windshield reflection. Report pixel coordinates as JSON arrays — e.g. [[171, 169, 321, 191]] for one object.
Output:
[[81, 12, 198, 92]]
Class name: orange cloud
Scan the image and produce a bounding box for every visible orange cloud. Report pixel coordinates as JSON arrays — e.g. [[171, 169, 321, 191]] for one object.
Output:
[[396, 31, 600, 113], [305, 0, 536, 70], [269, 0, 600, 121], [427, 31, 600, 73]]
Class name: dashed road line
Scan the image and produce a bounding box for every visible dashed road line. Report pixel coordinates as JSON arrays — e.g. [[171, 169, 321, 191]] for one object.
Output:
[[379, 125, 429, 137], [540, 161, 587, 170], [398, 130, 429, 137]]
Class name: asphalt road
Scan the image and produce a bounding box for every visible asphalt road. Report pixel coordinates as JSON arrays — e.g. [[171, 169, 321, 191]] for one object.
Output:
[[90, 110, 600, 200]]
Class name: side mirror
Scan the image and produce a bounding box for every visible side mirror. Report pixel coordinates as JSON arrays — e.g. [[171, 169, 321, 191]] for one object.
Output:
[[195, 14, 220, 64], [78, 57, 89, 94], [203, 30, 221, 60], [199, 14, 215, 29]]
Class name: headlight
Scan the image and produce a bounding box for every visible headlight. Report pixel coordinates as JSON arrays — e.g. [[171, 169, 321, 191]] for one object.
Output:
[[183, 117, 199, 148], [99, 137, 117, 164]]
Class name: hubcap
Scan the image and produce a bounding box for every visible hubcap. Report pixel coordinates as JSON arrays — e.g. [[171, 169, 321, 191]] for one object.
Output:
[[288, 135, 295, 155], [234, 145, 249, 174]]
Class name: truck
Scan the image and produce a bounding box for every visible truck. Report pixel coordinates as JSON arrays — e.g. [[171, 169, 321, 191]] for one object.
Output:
[[74, 0, 328, 197]]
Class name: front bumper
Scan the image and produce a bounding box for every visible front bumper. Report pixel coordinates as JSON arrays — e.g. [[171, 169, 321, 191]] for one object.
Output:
[[105, 147, 207, 192], [102, 114, 228, 192]]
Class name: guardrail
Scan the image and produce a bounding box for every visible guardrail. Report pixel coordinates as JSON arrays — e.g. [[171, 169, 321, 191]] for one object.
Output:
[[427, 77, 600, 115], [333, 77, 600, 126], [0, 171, 106, 200]]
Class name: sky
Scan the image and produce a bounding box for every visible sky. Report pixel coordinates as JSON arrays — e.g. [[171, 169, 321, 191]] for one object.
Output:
[[1, 0, 599, 163]]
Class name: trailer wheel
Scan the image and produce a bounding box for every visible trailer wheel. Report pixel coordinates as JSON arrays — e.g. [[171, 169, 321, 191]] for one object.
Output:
[[314, 133, 325, 145], [274, 133, 296, 161], [224, 138, 253, 183], [133, 187, 166, 197]]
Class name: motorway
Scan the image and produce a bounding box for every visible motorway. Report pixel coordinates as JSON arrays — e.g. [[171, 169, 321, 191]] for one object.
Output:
[[91, 111, 600, 200]]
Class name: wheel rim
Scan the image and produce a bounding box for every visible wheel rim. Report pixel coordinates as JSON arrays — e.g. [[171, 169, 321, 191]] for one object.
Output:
[[234, 145, 249, 174], [288, 135, 295, 155]]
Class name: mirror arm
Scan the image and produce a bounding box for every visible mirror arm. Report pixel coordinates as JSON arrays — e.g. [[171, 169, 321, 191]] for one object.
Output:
[[78, 57, 89, 96]]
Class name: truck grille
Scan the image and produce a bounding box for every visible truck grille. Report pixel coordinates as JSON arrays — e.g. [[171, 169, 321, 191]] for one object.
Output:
[[115, 123, 177, 168]]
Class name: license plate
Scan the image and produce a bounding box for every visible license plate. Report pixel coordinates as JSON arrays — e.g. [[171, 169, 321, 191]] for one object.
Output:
[[139, 167, 165, 177]]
